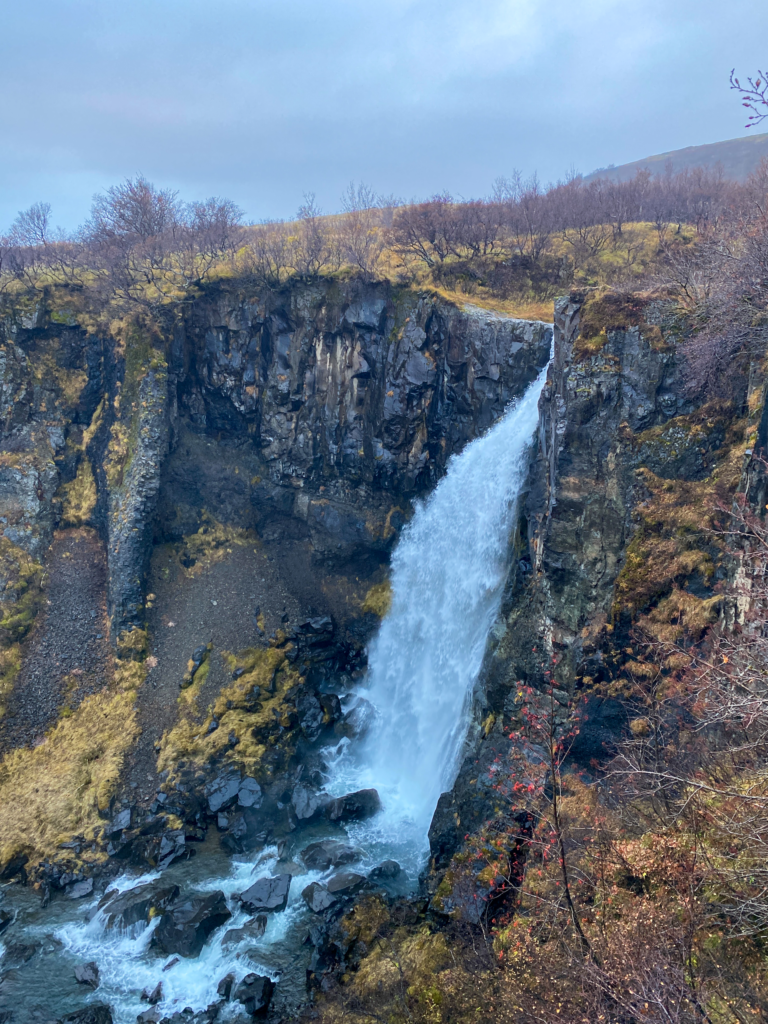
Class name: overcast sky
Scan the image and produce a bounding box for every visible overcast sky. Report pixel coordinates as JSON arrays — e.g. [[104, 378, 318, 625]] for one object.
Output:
[[1, 0, 766, 230]]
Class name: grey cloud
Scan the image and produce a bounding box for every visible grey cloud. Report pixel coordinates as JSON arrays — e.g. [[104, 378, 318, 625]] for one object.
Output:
[[1, 0, 766, 229]]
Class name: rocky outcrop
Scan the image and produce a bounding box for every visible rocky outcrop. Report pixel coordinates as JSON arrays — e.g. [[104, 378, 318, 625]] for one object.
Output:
[[107, 365, 169, 636], [158, 281, 551, 568]]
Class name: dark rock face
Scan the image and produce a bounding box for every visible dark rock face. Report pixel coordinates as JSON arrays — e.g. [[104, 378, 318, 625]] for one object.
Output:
[[98, 882, 180, 931], [107, 364, 169, 636], [326, 788, 381, 822], [239, 873, 291, 914], [152, 890, 231, 958]]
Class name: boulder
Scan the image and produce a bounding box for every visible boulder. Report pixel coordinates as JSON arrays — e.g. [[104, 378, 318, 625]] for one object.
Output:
[[301, 882, 337, 913], [217, 972, 235, 999], [136, 1010, 161, 1024], [296, 690, 324, 740], [238, 778, 262, 808], [300, 840, 362, 872], [336, 698, 375, 739], [369, 860, 402, 881], [205, 771, 242, 814], [141, 981, 163, 1004], [326, 789, 381, 823], [74, 961, 100, 988], [99, 882, 179, 931], [239, 874, 291, 914], [233, 973, 274, 1017], [67, 878, 94, 899], [221, 914, 268, 948], [152, 891, 231, 958], [157, 830, 187, 870], [326, 871, 366, 897], [107, 806, 132, 837], [218, 808, 269, 855], [291, 784, 328, 821], [60, 1006, 113, 1024]]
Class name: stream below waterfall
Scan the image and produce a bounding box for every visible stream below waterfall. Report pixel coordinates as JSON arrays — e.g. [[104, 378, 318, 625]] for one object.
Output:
[[0, 365, 548, 1024]]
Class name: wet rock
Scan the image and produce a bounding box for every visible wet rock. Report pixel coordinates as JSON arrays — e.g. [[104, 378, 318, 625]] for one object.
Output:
[[239, 874, 291, 914], [158, 830, 187, 870], [369, 860, 402, 881], [99, 882, 180, 931], [296, 690, 324, 740], [217, 972, 235, 999], [233, 973, 274, 1017], [237, 777, 262, 808], [319, 692, 342, 724], [205, 771, 241, 813], [326, 788, 381, 823], [291, 783, 328, 821], [221, 913, 267, 948], [60, 1006, 113, 1024], [152, 891, 231, 958], [137, 1010, 161, 1024], [162, 956, 180, 971], [4, 941, 37, 963], [300, 840, 362, 872], [336, 698, 375, 739], [67, 878, 94, 899], [0, 908, 13, 935], [326, 871, 366, 896], [74, 961, 100, 988], [302, 881, 337, 913], [218, 809, 268, 855], [141, 981, 163, 1004]]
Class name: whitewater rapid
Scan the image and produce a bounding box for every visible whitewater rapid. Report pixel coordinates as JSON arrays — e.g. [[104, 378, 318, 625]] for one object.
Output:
[[327, 361, 549, 868]]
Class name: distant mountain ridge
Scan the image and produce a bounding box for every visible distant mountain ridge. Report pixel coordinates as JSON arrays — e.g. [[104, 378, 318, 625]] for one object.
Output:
[[585, 132, 768, 183]]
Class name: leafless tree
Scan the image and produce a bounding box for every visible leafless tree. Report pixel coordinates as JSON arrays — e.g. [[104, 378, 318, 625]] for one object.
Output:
[[338, 182, 385, 279], [291, 193, 339, 276]]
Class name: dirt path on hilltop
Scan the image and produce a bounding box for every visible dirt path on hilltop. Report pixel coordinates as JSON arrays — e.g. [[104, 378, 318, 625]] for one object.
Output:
[[0, 528, 114, 753]]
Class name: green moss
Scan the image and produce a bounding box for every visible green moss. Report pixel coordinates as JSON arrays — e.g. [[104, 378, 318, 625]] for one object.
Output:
[[158, 646, 303, 783], [116, 627, 148, 661], [59, 458, 97, 527]]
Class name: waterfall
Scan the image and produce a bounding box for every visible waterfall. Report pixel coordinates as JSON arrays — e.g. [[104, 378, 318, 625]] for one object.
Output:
[[328, 362, 549, 869]]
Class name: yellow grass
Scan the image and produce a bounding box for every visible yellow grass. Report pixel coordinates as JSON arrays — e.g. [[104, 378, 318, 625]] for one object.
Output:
[[0, 679, 141, 875]]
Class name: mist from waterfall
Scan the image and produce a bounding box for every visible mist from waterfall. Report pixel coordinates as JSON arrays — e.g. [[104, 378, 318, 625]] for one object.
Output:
[[328, 362, 549, 868]]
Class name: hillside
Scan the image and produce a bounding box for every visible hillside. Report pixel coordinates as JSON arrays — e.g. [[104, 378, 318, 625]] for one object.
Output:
[[586, 131, 768, 182]]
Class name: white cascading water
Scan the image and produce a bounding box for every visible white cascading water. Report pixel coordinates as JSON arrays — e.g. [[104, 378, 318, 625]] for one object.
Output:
[[327, 361, 549, 870]]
